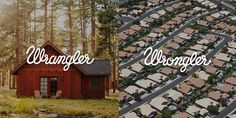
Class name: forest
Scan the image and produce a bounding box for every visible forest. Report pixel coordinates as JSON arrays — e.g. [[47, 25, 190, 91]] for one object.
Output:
[[0, 0, 118, 90]]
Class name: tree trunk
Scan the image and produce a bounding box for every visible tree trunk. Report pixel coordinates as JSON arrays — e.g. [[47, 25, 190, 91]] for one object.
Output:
[[68, 0, 73, 55], [90, 0, 95, 53], [112, 61, 116, 93], [44, 0, 48, 42], [13, 0, 21, 89], [34, 1, 37, 45], [50, 0, 54, 42], [81, 0, 87, 54], [0, 69, 2, 87], [9, 63, 12, 89]]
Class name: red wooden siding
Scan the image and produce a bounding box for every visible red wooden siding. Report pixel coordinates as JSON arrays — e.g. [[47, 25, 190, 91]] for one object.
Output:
[[14, 44, 108, 99]]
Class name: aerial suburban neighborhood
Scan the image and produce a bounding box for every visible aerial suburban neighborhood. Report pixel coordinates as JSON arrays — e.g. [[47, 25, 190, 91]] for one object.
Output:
[[118, 0, 236, 118]]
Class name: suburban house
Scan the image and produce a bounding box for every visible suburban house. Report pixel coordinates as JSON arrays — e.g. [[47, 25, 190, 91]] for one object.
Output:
[[12, 41, 111, 99]]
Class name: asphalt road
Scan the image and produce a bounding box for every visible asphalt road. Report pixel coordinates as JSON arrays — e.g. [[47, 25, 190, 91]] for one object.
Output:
[[119, 32, 233, 116], [214, 100, 236, 118], [209, 0, 236, 13], [120, 11, 217, 69], [119, 0, 180, 32]]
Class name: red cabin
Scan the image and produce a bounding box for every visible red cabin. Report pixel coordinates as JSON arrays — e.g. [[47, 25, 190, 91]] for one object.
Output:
[[12, 41, 111, 99]]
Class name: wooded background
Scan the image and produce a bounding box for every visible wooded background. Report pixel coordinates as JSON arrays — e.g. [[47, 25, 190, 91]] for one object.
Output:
[[0, 0, 118, 92]]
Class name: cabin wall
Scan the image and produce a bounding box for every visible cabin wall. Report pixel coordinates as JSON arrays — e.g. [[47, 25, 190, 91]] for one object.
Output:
[[15, 45, 107, 99], [16, 60, 82, 99], [81, 75, 106, 99]]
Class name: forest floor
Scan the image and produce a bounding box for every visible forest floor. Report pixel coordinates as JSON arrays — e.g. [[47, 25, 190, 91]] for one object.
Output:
[[0, 87, 118, 118]]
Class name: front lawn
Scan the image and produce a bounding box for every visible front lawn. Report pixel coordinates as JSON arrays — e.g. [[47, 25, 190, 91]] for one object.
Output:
[[0, 88, 118, 118]]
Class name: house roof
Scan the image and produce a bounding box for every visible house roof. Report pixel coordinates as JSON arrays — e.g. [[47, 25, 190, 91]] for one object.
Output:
[[166, 89, 183, 101], [206, 34, 218, 42], [208, 91, 229, 101], [190, 44, 206, 52], [12, 41, 111, 76], [228, 42, 236, 49], [205, 66, 218, 74], [160, 67, 177, 76], [214, 83, 234, 93], [138, 104, 156, 116], [149, 97, 168, 111], [79, 60, 111, 76], [212, 58, 225, 68], [215, 53, 231, 62], [131, 63, 143, 72], [147, 73, 167, 83], [120, 69, 135, 78], [188, 77, 205, 88], [122, 112, 138, 118], [177, 83, 195, 94], [195, 98, 219, 109], [135, 79, 155, 89], [172, 112, 194, 118], [183, 28, 195, 35], [197, 71, 210, 81], [173, 37, 185, 44], [232, 72, 236, 77], [186, 105, 208, 116], [124, 85, 145, 95]]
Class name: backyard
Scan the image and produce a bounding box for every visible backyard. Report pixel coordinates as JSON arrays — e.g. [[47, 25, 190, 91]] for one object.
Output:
[[0, 88, 118, 118]]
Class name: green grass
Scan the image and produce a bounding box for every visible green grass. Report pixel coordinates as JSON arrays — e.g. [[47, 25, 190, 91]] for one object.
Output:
[[0, 88, 118, 118]]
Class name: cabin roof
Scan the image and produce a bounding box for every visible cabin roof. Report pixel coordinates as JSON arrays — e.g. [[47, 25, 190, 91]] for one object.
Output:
[[12, 41, 111, 76], [78, 60, 111, 76]]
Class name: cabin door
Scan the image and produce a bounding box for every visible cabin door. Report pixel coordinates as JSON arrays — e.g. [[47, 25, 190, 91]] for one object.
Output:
[[40, 77, 58, 97], [49, 77, 58, 96]]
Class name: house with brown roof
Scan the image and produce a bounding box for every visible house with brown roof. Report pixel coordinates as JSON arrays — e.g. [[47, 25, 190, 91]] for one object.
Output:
[[205, 65, 220, 75], [212, 58, 226, 68], [118, 32, 129, 41], [153, 28, 165, 34], [208, 91, 230, 101], [225, 76, 236, 86], [214, 22, 226, 30], [197, 20, 208, 27], [130, 25, 142, 32], [183, 28, 197, 35], [206, 34, 219, 42], [173, 37, 185, 44], [172, 16, 182, 24], [232, 72, 236, 77], [124, 46, 138, 53], [147, 0, 162, 7], [206, 15, 214, 22], [172, 112, 194, 118], [214, 83, 235, 93], [160, 67, 177, 76], [161, 47, 172, 55], [188, 77, 205, 88], [177, 83, 195, 95], [141, 36, 154, 43], [165, 42, 180, 50], [160, 24, 171, 31], [124, 28, 135, 36], [165, 6, 174, 12]]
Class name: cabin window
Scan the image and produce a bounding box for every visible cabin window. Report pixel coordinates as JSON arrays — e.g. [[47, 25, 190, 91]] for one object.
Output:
[[92, 78, 100, 90], [40, 77, 48, 97]]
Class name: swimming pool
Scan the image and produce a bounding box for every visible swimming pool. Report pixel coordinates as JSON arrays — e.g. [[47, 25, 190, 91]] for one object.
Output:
[[216, 82, 225, 86]]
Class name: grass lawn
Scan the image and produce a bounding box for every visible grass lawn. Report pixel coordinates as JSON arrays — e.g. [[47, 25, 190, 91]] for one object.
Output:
[[0, 88, 118, 118]]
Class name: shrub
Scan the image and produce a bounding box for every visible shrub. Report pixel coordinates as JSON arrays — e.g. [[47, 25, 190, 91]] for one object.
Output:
[[14, 98, 35, 113]]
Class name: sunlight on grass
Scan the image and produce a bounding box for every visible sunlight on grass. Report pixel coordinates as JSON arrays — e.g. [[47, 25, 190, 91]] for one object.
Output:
[[0, 88, 118, 117]]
